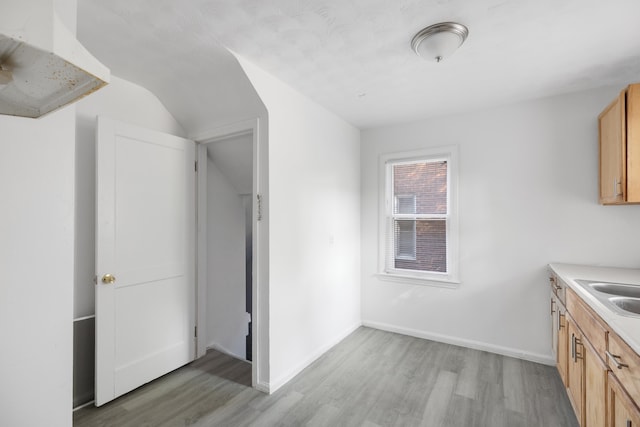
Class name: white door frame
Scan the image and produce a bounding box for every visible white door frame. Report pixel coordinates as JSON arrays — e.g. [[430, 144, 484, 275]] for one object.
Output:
[[193, 118, 263, 390]]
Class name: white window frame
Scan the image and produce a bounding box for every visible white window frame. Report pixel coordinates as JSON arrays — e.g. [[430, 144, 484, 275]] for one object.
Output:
[[378, 146, 460, 287]]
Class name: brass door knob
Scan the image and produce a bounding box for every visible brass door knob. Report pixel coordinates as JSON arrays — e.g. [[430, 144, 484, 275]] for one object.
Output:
[[102, 274, 116, 284]]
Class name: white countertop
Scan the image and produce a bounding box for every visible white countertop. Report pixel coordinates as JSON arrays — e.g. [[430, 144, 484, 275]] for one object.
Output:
[[548, 263, 640, 355]]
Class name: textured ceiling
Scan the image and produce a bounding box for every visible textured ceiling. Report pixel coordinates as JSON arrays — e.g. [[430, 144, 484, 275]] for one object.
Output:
[[78, 0, 640, 130], [77, 0, 265, 137]]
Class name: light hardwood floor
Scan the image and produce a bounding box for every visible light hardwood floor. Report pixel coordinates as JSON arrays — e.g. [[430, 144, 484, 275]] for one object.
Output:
[[74, 327, 578, 427]]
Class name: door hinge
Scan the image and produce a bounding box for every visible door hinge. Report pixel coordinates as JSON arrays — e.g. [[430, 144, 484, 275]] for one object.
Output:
[[257, 194, 263, 221], [194, 326, 197, 338], [194, 161, 198, 172]]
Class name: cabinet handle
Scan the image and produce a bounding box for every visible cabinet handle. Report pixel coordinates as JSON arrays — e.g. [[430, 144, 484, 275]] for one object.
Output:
[[574, 336, 582, 360], [549, 277, 562, 292], [606, 351, 629, 369], [557, 311, 564, 331], [550, 299, 556, 315], [626, 419, 632, 427], [614, 179, 622, 196], [571, 333, 575, 361], [570, 334, 583, 361]]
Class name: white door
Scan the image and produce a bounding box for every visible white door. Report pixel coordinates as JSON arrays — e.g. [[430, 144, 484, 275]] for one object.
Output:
[[95, 117, 196, 406]]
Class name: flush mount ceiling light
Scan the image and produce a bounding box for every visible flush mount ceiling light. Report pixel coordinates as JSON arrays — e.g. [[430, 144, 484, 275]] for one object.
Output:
[[411, 22, 469, 63]]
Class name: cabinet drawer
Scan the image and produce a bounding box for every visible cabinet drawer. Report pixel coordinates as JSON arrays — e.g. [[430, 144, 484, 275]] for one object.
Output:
[[609, 332, 640, 405], [550, 274, 566, 304], [567, 287, 608, 360]]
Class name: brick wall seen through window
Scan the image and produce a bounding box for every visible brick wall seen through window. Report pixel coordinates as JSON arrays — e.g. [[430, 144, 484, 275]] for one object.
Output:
[[392, 161, 447, 273]]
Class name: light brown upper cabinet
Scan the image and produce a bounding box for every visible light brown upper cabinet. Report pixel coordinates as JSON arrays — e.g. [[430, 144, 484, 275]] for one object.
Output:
[[598, 83, 640, 204]]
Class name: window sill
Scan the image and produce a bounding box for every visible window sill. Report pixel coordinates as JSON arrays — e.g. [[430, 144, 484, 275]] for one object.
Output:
[[375, 272, 460, 289]]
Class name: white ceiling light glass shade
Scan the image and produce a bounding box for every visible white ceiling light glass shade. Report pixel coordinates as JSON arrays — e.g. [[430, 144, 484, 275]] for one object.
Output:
[[411, 22, 469, 63], [0, 0, 110, 118]]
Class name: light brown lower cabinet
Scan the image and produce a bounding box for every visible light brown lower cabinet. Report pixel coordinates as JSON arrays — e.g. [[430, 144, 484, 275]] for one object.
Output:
[[551, 277, 569, 387], [552, 293, 558, 357], [567, 316, 584, 424], [584, 338, 607, 427], [608, 371, 640, 427], [564, 315, 608, 427], [550, 273, 640, 427], [557, 303, 568, 386]]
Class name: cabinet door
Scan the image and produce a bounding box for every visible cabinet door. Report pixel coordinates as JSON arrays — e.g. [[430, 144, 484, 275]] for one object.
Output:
[[609, 372, 640, 427], [567, 318, 584, 425], [627, 84, 640, 202], [551, 293, 558, 357], [609, 331, 640, 407], [584, 339, 607, 427], [558, 306, 569, 387], [599, 90, 626, 204]]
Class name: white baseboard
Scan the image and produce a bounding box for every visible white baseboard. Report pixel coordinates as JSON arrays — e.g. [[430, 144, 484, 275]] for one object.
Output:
[[205, 342, 247, 362], [255, 381, 270, 394], [362, 320, 555, 366], [73, 400, 95, 411], [268, 321, 362, 393]]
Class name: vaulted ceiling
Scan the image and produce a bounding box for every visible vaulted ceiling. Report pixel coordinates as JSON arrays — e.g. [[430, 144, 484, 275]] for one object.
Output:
[[78, 0, 640, 131]]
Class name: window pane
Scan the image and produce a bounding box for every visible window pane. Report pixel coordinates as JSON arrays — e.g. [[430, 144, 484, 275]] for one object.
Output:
[[393, 161, 447, 214], [395, 195, 416, 214], [394, 219, 446, 272], [394, 219, 416, 259]]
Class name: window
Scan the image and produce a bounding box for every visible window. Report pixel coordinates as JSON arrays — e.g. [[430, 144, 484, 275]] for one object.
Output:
[[394, 195, 416, 260], [379, 146, 459, 285]]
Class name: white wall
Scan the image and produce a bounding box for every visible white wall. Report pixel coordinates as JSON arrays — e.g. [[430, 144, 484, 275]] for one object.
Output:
[[0, 1, 76, 425], [206, 157, 248, 359], [205, 134, 253, 195], [0, 108, 76, 427], [361, 86, 640, 363], [237, 57, 362, 391], [74, 76, 186, 319]]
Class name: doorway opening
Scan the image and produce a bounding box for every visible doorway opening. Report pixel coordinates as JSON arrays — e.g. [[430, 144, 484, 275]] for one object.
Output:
[[196, 119, 260, 387]]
